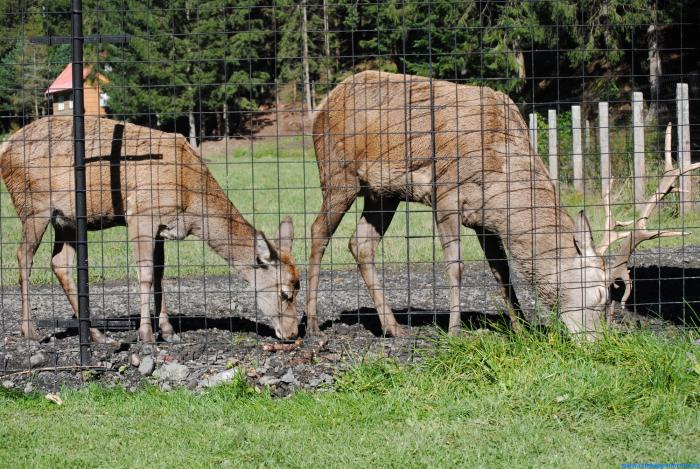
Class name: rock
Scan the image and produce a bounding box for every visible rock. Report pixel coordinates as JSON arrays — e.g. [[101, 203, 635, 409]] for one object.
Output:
[[157, 361, 189, 382], [258, 375, 280, 386], [309, 373, 333, 388], [200, 369, 238, 388], [23, 382, 33, 394], [138, 356, 155, 376], [130, 353, 141, 367], [29, 352, 48, 368], [2, 380, 14, 389], [279, 368, 299, 386]]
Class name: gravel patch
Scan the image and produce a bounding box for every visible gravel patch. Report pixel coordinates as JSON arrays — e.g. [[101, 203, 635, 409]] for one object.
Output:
[[1, 247, 699, 395]]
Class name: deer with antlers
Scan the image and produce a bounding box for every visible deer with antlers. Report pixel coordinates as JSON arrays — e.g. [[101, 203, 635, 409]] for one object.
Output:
[[599, 123, 700, 317], [306, 71, 696, 338]]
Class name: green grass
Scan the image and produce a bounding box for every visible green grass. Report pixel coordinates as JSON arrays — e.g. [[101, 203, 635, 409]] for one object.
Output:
[[2, 136, 700, 286], [1, 330, 699, 467]]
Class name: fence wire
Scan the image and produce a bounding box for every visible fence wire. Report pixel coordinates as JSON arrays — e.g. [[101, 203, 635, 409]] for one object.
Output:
[[0, 1, 697, 390]]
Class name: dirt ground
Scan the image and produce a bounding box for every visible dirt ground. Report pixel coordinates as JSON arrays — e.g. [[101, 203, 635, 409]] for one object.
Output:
[[2, 247, 699, 396]]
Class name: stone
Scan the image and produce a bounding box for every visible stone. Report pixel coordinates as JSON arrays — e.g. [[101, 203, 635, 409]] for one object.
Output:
[[130, 353, 141, 367], [258, 375, 280, 386], [138, 356, 155, 376], [279, 368, 299, 386], [157, 361, 189, 382], [200, 368, 238, 388], [29, 352, 48, 368], [23, 382, 33, 394], [2, 380, 14, 389]]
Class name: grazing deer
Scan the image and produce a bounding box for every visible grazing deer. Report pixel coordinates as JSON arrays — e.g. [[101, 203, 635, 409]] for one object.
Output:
[[1, 116, 300, 343], [598, 123, 700, 318]]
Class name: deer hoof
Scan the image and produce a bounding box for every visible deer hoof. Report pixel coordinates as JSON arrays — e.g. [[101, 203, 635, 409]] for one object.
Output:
[[89, 328, 117, 345], [386, 325, 407, 338], [161, 331, 181, 343], [304, 318, 322, 337], [138, 326, 155, 344], [21, 322, 41, 342]]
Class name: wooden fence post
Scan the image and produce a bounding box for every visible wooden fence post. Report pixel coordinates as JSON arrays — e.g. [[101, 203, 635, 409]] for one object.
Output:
[[548, 109, 558, 186], [599, 102, 610, 199], [632, 92, 646, 204], [529, 112, 538, 155], [572, 105, 583, 193], [677, 83, 691, 215]]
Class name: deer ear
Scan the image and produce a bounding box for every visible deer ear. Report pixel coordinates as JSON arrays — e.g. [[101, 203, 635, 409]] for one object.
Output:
[[275, 217, 294, 255], [254, 232, 277, 266], [574, 211, 597, 257]]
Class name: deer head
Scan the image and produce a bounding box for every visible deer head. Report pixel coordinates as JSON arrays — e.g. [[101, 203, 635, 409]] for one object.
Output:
[[249, 218, 300, 340], [558, 211, 608, 339], [597, 123, 700, 321]]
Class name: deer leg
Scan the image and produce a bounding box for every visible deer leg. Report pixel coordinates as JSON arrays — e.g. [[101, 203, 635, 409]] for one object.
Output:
[[50, 227, 114, 344], [153, 236, 177, 342], [128, 220, 157, 343], [306, 189, 357, 335], [475, 227, 525, 332], [17, 215, 50, 341], [435, 208, 464, 335], [349, 197, 403, 337]]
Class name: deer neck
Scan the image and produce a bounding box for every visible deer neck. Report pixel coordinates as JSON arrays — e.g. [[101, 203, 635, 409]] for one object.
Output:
[[496, 201, 579, 310], [191, 190, 259, 274]]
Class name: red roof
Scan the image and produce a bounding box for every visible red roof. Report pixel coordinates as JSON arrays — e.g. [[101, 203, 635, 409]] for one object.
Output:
[[45, 64, 92, 94]]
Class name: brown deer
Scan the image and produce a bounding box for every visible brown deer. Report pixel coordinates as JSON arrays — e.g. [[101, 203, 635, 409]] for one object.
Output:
[[307, 71, 608, 338], [1, 116, 300, 343], [598, 123, 700, 318]]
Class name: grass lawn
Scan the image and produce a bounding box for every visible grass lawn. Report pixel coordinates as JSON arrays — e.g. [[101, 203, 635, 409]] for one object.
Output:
[[2, 136, 700, 286], [1, 330, 699, 467]]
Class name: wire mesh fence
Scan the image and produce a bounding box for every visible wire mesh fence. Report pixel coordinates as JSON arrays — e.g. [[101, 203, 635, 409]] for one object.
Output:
[[0, 1, 697, 392]]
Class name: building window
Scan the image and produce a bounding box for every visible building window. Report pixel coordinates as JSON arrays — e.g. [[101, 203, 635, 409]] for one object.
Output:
[[68, 98, 73, 109], [99, 93, 109, 108], [57, 95, 65, 111]]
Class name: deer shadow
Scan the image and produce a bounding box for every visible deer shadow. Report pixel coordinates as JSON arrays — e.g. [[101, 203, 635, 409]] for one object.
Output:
[[50, 314, 278, 342], [624, 265, 700, 325], [315, 307, 513, 337]]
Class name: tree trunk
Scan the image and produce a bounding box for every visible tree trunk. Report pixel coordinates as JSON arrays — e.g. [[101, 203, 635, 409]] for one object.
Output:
[[646, 21, 663, 124], [188, 110, 197, 148], [301, 0, 313, 119]]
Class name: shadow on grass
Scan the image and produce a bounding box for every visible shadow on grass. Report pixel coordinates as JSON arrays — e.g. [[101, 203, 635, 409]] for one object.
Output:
[[626, 265, 700, 326]]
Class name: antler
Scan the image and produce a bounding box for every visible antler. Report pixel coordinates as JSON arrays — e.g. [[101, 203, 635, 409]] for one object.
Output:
[[601, 123, 700, 313]]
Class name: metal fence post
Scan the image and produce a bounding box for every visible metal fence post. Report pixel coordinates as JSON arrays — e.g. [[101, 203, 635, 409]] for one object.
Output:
[[72, 0, 91, 365]]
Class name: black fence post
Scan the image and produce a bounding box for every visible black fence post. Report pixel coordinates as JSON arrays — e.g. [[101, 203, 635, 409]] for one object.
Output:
[[71, 0, 91, 365]]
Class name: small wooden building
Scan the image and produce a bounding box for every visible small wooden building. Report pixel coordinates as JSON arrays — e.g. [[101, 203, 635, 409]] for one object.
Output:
[[45, 64, 109, 116]]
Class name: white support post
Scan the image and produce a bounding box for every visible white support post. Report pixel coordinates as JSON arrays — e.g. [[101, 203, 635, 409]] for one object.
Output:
[[632, 92, 646, 204], [572, 105, 583, 193], [677, 83, 691, 215], [529, 112, 538, 155], [548, 109, 558, 186], [599, 102, 610, 199]]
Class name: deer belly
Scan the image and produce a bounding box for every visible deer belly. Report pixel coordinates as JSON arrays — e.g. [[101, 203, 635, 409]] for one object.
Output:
[[356, 163, 433, 204]]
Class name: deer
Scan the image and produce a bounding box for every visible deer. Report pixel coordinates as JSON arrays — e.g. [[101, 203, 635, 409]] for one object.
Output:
[[0, 116, 300, 343], [306, 71, 696, 339], [598, 122, 700, 319]]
